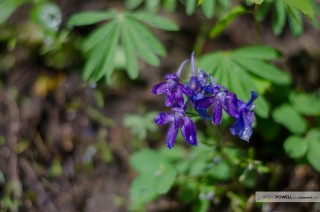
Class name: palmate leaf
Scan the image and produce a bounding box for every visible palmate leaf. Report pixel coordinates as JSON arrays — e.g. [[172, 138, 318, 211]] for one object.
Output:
[[198, 46, 291, 118], [67, 10, 117, 27], [130, 12, 179, 30], [256, 0, 318, 37], [273, 0, 286, 35], [68, 10, 178, 83]]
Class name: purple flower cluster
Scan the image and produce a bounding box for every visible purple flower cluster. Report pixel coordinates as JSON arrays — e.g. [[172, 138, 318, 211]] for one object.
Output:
[[152, 53, 258, 149]]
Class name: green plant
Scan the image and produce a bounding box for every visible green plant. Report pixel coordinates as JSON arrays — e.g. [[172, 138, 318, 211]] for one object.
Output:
[[125, 0, 232, 18], [198, 46, 291, 117], [67, 10, 178, 83], [272, 91, 320, 171], [254, 0, 318, 36], [123, 110, 158, 142]]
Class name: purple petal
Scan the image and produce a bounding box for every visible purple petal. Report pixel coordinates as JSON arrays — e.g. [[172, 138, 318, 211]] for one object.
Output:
[[166, 122, 179, 149], [230, 113, 253, 142], [164, 73, 178, 81], [181, 117, 197, 146], [165, 90, 175, 107], [212, 103, 222, 125], [246, 91, 258, 107], [245, 111, 256, 125], [197, 69, 208, 87], [154, 112, 174, 125], [191, 52, 196, 75], [174, 88, 184, 108], [230, 115, 245, 138], [223, 92, 239, 119], [188, 76, 200, 92], [176, 59, 190, 76], [195, 108, 211, 122], [178, 84, 192, 96], [194, 96, 215, 109], [152, 82, 167, 95]]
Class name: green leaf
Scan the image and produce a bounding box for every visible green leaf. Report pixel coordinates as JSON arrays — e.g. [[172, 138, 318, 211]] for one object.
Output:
[[208, 160, 231, 180], [189, 159, 207, 176], [272, 0, 286, 35], [287, 6, 303, 37], [254, 96, 270, 118], [201, 0, 215, 18], [127, 20, 160, 66], [218, 0, 231, 8], [231, 46, 281, 60], [186, 0, 197, 15], [283, 135, 307, 159], [0, 0, 26, 26], [145, 0, 161, 12], [289, 92, 320, 116], [97, 22, 120, 82], [306, 129, 320, 172], [132, 151, 177, 195], [130, 149, 171, 174], [83, 35, 109, 80], [256, 0, 273, 22], [210, 6, 246, 38], [231, 56, 291, 85], [272, 104, 307, 134], [282, 0, 314, 20], [67, 11, 117, 27], [251, 77, 271, 94], [79, 10, 172, 83], [123, 111, 157, 140], [130, 174, 158, 209], [256, 0, 316, 37], [159, 146, 186, 162], [198, 52, 221, 75], [82, 22, 115, 52], [83, 20, 119, 82], [155, 165, 176, 194], [126, 18, 166, 57], [121, 20, 139, 79], [131, 12, 179, 31], [198, 47, 281, 118]]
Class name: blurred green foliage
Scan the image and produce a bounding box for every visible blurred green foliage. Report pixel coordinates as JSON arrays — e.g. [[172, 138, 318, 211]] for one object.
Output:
[[68, 10, 178, 83], [0, 0, 320, 211], [130, 132, 270, 210], [123, 110, 158, 142], [255, 0, 318, 36]]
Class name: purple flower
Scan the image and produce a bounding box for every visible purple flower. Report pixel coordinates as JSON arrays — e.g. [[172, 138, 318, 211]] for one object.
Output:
[[152, 60, 190, 107], [152, 52, 258, 148], [194, 86, 239, 125], [155, 108, 197, 149], [230, 91, 258, 141]]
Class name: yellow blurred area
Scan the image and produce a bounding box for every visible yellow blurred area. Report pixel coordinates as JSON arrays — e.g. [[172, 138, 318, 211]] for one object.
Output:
[[32, 74, 65, 97]]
